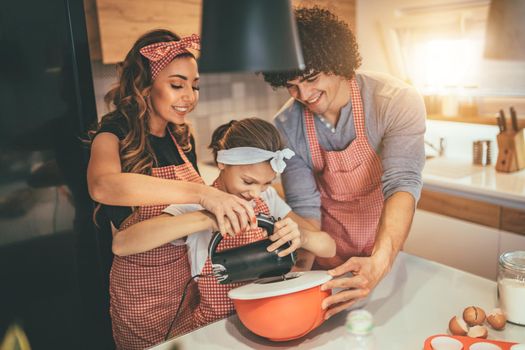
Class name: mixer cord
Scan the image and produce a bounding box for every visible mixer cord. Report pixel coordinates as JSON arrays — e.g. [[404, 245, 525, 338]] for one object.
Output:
[[164, 273, 213, 341]]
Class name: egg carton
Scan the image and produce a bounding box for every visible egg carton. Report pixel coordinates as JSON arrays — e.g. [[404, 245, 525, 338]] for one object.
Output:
[[424, 334, 523, 350]]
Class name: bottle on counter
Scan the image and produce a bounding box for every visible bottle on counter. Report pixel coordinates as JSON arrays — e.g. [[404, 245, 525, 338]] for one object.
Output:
[[497, 251, 525, 326], [345, 309, 376, 350]]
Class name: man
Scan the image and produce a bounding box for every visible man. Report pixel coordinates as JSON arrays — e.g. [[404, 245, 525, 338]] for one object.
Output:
[[261, 7, 426, 318]]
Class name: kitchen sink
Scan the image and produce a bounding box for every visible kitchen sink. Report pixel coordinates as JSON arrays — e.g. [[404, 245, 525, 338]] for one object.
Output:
[[424, 157, 484, 179]]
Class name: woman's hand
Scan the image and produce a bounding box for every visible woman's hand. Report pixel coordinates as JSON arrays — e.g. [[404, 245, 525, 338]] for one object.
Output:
[[199, 186, 256, 237], [203, 210, 235, 237], [266, 217, 304, 257]]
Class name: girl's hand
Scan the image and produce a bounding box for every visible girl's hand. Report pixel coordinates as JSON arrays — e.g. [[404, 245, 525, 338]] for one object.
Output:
[[266, 217, 304, 257], [199, 186, 257, 237]]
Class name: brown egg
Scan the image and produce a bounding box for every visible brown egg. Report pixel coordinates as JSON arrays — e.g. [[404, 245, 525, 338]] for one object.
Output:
[[449, 316, 469, 335], [463, 306, 486, 326], [487, 308, 507, 330], [467, 325, 488, 338]]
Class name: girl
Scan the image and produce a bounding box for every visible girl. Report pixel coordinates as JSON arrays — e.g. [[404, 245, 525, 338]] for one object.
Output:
[[112, 118, 336, 336], [87, 30, 255, 349]]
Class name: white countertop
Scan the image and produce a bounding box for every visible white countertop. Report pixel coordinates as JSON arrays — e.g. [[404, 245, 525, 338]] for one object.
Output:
[[149, 253, 525, 350], [423, 157, 525, 210]]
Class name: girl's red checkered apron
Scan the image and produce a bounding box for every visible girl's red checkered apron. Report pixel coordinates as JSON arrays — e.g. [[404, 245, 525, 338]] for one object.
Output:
[[109, 131, 203, 350], [191, 188, 270, 329], [304, 78, 384, 270]]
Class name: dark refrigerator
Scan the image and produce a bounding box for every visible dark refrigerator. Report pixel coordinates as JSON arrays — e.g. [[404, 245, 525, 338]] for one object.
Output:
[[0, 0, 114, 349]]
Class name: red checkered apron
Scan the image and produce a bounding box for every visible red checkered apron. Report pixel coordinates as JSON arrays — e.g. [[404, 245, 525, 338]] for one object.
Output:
[[190, 185, 270, 329], [109, 131, 204, 350], [305, 79, 384, 270]]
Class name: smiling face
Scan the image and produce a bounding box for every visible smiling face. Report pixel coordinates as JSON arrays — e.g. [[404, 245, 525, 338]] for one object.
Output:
[[285, 71, 349, 118], [147, 55, 200, 133], [217, 162, 277, 201]]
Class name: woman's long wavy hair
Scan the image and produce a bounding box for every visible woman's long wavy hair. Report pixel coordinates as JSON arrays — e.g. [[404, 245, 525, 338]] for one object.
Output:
[[87, 29, 195, 222]]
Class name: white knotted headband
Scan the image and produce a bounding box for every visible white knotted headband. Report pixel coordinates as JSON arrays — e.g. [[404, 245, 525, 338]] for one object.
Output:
[[216, 147, 295, 174]]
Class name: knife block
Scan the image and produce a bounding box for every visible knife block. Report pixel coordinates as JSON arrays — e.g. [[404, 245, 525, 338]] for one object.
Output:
[[496, 129, 525, 172]]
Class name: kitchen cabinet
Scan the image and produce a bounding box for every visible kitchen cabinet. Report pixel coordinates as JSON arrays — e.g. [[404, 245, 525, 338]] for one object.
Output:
[[409, 159, 525, 280], [83, 0, 356, 63], [94, 0, 201, 64], [405, 209, 525, 280], [417, 188, 500, 229], [499, 229, 525, 257], [404, 209, 500, 280], [501, 206, 525, 235]]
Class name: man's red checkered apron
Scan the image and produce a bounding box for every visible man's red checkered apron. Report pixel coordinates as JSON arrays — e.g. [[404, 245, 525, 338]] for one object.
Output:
[[304, 78, 384, 270], [190, 186, 270, 329], [109, 132, 203, 350]]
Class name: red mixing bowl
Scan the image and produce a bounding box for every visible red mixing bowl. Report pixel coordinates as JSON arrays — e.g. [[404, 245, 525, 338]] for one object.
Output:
[[228, 271, 332, 341]]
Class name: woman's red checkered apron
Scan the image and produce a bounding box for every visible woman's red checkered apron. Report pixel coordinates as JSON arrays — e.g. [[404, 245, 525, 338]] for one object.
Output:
[[305, 79, 384, 270], [190, 188, 270, 329], [109, 132, 204, 350]]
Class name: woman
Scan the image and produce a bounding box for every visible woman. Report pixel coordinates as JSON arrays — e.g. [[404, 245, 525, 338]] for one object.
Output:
[[111, 118, 336, 334], [87, 30, 255, 349]]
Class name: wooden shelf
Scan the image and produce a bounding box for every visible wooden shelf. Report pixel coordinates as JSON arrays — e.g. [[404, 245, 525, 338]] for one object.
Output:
[[427, 114, 525, 129]]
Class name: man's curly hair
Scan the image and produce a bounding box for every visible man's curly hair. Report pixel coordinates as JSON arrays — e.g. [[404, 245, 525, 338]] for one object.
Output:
[[261, 6, 362, 88]]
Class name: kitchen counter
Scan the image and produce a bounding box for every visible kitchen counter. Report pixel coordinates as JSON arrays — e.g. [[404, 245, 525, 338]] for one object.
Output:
[[149, 253, 525, 350], [199, 158, 525, 210], [423, 157, 525, 210]]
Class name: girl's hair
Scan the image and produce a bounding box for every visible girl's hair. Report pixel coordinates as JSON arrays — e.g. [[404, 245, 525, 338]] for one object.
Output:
[[209, 118, 285, 163], [88, 29, 195, 176], [261, 6, 361, 88]]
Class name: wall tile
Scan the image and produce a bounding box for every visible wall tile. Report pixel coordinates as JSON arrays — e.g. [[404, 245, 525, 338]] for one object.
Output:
[[90, 60, 290, 160]]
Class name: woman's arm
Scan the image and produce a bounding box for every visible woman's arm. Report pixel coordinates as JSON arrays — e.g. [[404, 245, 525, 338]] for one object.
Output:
[[87, 133, 256, 236], [112, 210, 216, 257]]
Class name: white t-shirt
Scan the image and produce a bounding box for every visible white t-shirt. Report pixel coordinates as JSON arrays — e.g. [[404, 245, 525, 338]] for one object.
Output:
[[162, 186, 291, 276]]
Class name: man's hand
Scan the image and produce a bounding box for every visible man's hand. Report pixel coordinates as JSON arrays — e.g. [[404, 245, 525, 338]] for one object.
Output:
[[320, 253, 391, 319]]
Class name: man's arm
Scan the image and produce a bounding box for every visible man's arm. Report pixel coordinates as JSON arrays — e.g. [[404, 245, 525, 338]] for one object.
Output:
[[319, 192, 415, 318], [274, 110, 323, 223], [371, 191, 416, 275], [320, 84, 426, 318]]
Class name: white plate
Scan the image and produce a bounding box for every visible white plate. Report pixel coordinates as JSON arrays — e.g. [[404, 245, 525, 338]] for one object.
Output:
[[430, 336, 463, 350], [470, 343, 502, 350]]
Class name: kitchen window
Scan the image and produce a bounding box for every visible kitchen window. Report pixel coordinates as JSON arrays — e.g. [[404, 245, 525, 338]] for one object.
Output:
[[383, 0, 525, 96]]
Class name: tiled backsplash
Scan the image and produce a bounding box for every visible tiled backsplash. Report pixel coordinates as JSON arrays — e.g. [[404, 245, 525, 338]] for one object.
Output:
[[90, 60, 290, 163]]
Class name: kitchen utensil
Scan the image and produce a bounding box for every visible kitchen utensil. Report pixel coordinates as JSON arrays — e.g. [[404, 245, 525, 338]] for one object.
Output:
[[424, 335, 518, 350], [500, 109, 507, 132], [497, 114, 505, 132], [496, 132, 525, 173], [208, 213, 296, 284], [511, 106, 519, 132], [228, 271, 332, 341], [473, 140, 492, 166], [496, 108, 525, 173]]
